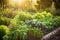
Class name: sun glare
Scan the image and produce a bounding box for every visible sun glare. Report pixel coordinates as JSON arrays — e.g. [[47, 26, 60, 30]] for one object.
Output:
[[12, 0, 25, 5], [8, 0, 37, 9], [8, 0, 25, 7]]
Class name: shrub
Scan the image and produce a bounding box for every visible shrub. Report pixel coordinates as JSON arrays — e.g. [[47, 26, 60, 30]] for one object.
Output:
[[0, 25, 9, 40]]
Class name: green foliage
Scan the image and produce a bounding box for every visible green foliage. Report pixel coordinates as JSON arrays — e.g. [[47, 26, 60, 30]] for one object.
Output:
[[0, 1, 60, 40], [33, 11, 53, 19], [0, 6, 60, 40], [29, 27, 44, 38], [3, 25, 28, 40], [10, 11, 60, 31], [31, 11, 60, 30], [45, 16, 60, 30], [0, 25, 9, 40], [32, 11, 53, 30], [3, 25, 43, 40], [10, 11, 33, 26], [15, 12, 33, 21], [0, 16, 10, 26], [52, 16, 60, 27], [38, 16, 60, 30]]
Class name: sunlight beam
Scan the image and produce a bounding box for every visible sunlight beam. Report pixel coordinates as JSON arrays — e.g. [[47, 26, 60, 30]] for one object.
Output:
[[8, 0, 25, 7]]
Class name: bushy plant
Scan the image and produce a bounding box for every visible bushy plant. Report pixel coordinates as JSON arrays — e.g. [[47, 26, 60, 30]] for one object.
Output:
[[15, 12, 33, 21], [38, 16, 60, 30], [0, 16, 10, 26], [52, 16, 60, 27], [10, 11, 33, 26], [0, 25, 9, 40], [31, 11, 60, 30], [33, 11, 53, 19], [45, 16, 60, 30], [3, 25, 31, 40], [3, 25, 43, 40]]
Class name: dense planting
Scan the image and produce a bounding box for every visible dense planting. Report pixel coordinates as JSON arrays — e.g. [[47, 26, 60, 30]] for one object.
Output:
[[0, 25, 9, 40], [0, 7, 60, 40]]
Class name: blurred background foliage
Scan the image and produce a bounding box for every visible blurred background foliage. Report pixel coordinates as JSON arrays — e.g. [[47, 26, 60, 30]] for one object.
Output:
[[0, 0, 60, 15]]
